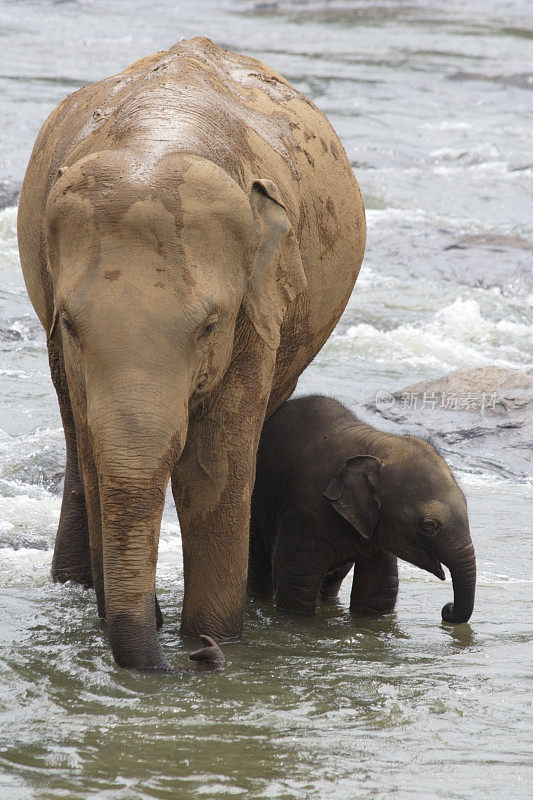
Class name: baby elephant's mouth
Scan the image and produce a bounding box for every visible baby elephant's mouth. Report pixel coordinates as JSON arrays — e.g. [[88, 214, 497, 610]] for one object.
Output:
[[399, 545, 446, 581]]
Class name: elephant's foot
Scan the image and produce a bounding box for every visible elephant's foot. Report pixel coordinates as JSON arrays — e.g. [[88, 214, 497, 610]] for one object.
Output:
[[350, 552, 399, 617], [107, 609, 224, 672], [274, 585, 319, 615], [274, 600, 317, 615], [350, 576, 399, 616], [273, 568, 325, 616], [146, 636, 225, 673], [51, 544, 93, 588], [52, 484, 92, 587], [51, 563, 93, 587], [350, 593, 398, 616], [180, 608, 243, 642]]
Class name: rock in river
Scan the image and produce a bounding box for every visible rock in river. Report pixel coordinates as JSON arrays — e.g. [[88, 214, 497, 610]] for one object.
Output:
[[367, 367, 532, 480]]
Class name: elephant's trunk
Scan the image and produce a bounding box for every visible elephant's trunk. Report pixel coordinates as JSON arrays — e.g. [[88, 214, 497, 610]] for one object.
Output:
[[441, 541, 476, 624], [99, 473, 169, 669], [89, 393, 186, 670]]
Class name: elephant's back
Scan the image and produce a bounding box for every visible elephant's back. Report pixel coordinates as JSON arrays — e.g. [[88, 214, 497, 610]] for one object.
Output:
[[21, 36, 355, 200], [18, 37, 364, 344]]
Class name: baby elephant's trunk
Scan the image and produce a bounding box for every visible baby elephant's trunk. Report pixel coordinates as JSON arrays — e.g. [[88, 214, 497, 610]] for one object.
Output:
[[441, 541, 476, 624]]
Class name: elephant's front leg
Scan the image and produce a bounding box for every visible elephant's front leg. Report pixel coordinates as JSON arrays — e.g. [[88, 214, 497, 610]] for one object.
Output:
[[173, 425, 259, 639], [350, 551, 399, 616], [172, 357, 275, 640], [48, 342, 92, 587]]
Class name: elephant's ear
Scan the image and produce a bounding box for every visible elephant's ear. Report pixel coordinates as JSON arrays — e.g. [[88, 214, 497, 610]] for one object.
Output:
[[323, 455, 382, 540], [245, 179, 307, 350]]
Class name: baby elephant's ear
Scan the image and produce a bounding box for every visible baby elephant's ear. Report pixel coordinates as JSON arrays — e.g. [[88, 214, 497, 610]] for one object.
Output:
[[323, 455, 382, 540]]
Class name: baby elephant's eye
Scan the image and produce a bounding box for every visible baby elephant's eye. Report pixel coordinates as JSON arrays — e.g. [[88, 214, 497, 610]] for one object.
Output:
[[421, 519, 439, 534]]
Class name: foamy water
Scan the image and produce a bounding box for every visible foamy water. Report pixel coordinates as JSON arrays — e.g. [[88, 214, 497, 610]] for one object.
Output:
[[0, 1, 531, 798]]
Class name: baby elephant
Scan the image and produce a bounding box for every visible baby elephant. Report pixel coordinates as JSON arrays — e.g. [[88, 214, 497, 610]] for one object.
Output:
[[250, 395, 475, 623]]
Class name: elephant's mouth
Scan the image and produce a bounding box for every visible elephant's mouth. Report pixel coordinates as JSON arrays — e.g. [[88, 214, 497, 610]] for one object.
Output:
[[402, 546, 446, 581]]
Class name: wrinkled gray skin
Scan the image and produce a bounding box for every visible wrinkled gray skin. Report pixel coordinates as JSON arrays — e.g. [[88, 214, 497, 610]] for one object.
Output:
[[249, 396, 476, 623]]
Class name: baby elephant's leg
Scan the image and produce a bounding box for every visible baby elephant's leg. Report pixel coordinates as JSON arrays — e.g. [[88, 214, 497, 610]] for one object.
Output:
[[247, 518, 274, 598], [247, 551, 273, 598], [272, 514, 326, 615], [320, 561, 354, 600], [273, 566, 326, 615], [350, 551, 399, 616]]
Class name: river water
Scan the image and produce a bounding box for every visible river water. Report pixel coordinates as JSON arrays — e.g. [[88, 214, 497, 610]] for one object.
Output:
[[0, 1, 532, 798]]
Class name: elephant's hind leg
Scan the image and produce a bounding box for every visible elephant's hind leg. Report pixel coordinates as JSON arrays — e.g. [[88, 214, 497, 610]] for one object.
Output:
[[350, 551, 399, 616], [48, 342, 92, 587]]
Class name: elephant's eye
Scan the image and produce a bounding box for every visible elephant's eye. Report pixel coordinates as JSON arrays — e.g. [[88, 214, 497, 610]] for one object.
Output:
[[198, 315, 218, 340], [421, 519, 439, 535], [61, 312, 76, 337]]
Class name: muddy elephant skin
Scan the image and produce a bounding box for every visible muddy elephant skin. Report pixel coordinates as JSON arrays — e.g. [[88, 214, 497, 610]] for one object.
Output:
[[250, 396, 475, 624], [17, 39, 366, 669]]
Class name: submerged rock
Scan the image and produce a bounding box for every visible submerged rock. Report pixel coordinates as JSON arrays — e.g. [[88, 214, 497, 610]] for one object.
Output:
[[441, 234, 533, 297], [447, 233, 533, 252], [367, 367, 532, 479]]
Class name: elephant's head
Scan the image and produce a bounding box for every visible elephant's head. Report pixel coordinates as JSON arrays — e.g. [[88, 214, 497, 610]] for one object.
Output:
[[44, 149, 306, 668], [324, 437, 475, 623]]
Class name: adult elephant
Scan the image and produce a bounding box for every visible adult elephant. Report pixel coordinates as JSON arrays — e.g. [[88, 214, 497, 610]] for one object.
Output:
[[17, 37, 366, 670]]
